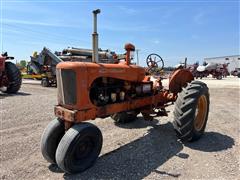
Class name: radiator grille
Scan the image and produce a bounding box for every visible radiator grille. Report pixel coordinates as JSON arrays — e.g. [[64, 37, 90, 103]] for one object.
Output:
[[56, 69, 76, 105]]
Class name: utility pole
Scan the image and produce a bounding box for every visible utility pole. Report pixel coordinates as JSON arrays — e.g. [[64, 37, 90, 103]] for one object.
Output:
[[136, 49, 140, 65]]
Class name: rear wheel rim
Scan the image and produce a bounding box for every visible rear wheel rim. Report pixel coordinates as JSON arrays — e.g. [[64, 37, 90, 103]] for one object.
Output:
[[194, 95, 207, 131]]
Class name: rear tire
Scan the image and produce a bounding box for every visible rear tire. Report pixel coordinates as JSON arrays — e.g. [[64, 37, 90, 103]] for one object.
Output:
[[40, 118, 65, 164], [173, 81, 210, 142], [56, 122, 102, 174], [4, 62, 22, 93], [111, 111, 138, 124]]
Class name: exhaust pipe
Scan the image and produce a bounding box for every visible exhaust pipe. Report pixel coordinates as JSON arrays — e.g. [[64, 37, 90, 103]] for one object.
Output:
[[184, 57, 187, 68], [92, 9, 101, 63]]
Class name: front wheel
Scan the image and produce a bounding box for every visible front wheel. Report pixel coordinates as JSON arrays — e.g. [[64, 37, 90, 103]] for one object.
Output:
[[173, 81, 210, 142], [40, 118, 65, 164], [56, 122, 103, 174]]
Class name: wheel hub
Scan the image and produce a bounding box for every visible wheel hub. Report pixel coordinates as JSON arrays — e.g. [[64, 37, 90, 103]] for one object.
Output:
[[194, 95, 208, 131], [75, 137, 94, 159]]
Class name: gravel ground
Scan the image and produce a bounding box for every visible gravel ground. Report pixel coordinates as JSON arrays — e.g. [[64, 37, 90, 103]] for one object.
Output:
[[0, 77, 239, 180]]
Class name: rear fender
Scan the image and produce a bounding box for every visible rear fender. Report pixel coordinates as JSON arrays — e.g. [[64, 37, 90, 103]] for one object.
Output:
[[169, 69, 194, 93]]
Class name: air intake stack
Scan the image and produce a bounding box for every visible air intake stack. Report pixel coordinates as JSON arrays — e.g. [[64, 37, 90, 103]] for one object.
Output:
[[92, 9, 101, 63]]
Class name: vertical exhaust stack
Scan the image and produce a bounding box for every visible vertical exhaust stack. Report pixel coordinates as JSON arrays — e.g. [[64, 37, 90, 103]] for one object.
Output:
[[184, 57, 187, 68], [92, 9, 101, 63]]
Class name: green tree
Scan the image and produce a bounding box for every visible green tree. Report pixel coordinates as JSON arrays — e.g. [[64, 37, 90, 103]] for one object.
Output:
[[19, 60, 27, 67]]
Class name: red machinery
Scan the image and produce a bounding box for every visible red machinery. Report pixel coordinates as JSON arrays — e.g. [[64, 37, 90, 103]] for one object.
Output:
[[190, 62, 229, 80], [0, 52, 22, 93]]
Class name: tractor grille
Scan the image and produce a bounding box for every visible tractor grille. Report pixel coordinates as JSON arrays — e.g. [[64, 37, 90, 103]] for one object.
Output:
[[56, 69, 77, 105]]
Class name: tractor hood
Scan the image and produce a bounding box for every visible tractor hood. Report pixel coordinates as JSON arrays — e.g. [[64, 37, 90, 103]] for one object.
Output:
[[56, 62, 146, 110], [56, 61, 146, 82]]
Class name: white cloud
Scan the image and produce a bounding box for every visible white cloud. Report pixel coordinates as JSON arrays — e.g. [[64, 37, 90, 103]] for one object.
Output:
[[3, 2, 51, 15], [2, 18, 80, 28], [118, 6, 138, 15], [100, 23, 157, 32]]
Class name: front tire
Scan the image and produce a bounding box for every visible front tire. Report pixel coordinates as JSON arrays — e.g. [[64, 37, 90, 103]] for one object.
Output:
[[40, 118, 65, 164], [4, 62, 22, 93], [173, 81, 210, 142], [56, 122, 103, 174]]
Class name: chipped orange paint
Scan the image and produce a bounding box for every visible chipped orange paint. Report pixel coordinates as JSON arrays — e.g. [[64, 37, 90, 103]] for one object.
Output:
[[55, 61, 192, 124]]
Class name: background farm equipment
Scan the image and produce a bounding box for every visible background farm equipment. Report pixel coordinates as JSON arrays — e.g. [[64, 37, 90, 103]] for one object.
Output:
[[0, 52, 22, 93], [185, 61, 229, 80], [41, 9, 210, 174], [60, 47, 117, 62], [175, 58, 229, 80], [196, 62, 229, 79], [29, 46, 118, 87], [230, 68, 240, 78], [20, 63, 42, 80], [175, 57, 188, 69], [176, 58, 230, 80], [28, 47, 63, 87]]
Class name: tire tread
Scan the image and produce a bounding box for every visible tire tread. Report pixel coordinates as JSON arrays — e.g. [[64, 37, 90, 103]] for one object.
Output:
[[173, 81, 209, 142]]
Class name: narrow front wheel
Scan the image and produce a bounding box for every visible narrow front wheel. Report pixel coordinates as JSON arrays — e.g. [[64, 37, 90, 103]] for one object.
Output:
[[56, 122, 103, 174], [40, 118, 65, 164]]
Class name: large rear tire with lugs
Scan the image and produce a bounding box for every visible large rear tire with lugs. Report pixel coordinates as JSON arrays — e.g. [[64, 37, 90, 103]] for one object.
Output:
[[173, 81, 210, 142], [56, 122, 103, 174], [4, 62, 22, 93], [111, 111, 138, 124], [40, 118, 65, 164]]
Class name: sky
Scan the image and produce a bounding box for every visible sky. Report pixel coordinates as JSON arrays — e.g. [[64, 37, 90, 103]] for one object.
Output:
[[0, 0, 239, 66]]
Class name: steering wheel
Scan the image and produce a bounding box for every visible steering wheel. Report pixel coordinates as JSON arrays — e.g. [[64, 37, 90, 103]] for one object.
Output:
[[146, 53, 164, 72]]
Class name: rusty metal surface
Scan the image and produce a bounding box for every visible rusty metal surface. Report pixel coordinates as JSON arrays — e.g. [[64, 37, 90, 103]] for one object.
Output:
[[146, 53, 164, 73], [54, 106, 77, 122], [55, 90, 176, 123], [55, 61, 186, 124], [169, 69, 194, 93], [57, 62, 146, 110], [56, 56, 193, 125]]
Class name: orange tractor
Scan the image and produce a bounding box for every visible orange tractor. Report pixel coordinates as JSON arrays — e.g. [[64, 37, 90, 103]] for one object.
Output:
[[41, 9, 210, 174]]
